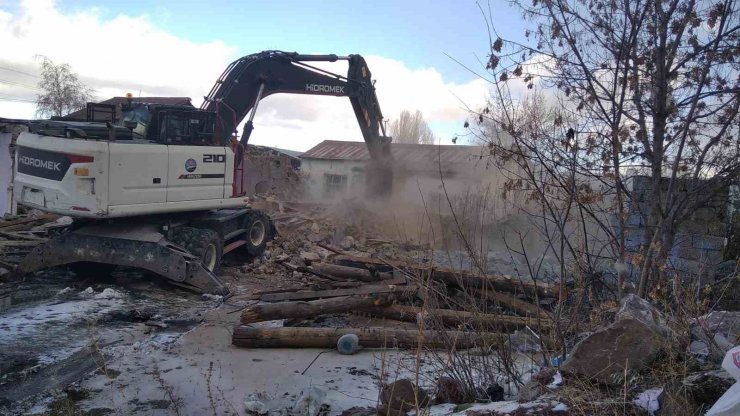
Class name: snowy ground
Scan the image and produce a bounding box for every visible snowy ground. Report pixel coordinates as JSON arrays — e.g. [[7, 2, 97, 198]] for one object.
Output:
[[1, 269, 547, 416]]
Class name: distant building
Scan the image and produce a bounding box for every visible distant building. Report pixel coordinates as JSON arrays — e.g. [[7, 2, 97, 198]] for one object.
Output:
[[300, 139, 501, 208]]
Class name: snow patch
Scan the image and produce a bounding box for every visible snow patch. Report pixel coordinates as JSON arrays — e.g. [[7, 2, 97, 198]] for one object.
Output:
[[93, 288, 125, 299], [634, 387, 663, 416]]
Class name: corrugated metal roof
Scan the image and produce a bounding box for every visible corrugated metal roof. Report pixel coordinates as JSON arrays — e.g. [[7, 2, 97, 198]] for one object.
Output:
[[300, 140, 485, 165]]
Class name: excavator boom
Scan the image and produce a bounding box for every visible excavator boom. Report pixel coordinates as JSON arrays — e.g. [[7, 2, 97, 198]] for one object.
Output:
[[200, 51, 391, 160]]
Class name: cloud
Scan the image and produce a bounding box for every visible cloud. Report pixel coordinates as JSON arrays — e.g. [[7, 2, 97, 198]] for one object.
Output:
[[0, 0, 487, 150]]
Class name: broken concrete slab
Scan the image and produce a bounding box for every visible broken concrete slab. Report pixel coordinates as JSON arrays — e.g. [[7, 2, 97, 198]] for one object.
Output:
[[561, 295, 669, 386]]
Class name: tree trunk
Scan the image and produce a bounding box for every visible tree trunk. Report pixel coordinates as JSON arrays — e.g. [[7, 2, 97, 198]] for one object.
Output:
[[332, 255, 560, 299], [310, 262, 391, 282], [241, 295, 397, 324], [366, 304, 550, 330], [232, 326, 504, 349]]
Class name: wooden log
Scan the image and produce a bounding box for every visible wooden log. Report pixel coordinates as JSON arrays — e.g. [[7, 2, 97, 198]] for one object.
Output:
[[259, 283, 417, 302], [474, 288, 549, 319], [332, 254, 560, 299], [0, 214, 57, 229], [0, 231, 48, 241], [310, 262, 392, 282], [0, 240, 43, 247], [366, 305, 550, 330], [232, 326, 504, 349], [241, 294, 394, 324]]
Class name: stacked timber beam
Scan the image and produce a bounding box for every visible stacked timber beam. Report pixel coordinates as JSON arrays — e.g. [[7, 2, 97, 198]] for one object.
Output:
[[232, 246, 559, 350], [0, 213, 60, 271]]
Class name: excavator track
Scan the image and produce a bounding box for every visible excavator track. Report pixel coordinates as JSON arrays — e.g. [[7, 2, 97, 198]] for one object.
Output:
[[17, 224, 229, 295]]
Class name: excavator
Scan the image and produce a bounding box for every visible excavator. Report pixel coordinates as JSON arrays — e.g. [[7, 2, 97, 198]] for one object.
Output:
[[11, 51, 392, 295]]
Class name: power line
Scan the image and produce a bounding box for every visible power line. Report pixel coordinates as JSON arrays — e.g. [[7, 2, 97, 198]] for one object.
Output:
[[0, 65, 39, 78], [0, 95, 36, 103], [0, 78, 42, 91]]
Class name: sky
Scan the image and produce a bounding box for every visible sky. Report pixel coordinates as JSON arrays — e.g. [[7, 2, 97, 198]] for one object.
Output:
[[0, 0, 528, 151]]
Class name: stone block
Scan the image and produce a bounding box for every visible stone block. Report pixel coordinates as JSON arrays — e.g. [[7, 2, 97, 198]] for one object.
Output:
[[693, 235, 726, 251]]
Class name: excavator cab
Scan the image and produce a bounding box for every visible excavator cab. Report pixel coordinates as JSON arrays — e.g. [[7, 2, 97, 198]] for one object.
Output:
[[121, 102, 219, 146]]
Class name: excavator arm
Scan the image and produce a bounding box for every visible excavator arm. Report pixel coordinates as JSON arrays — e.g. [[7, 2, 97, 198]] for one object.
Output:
[[200, 51, 391, 160]]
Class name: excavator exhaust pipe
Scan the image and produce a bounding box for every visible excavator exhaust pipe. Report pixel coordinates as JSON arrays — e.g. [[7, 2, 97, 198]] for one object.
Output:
[[17, 225, 229, 295]]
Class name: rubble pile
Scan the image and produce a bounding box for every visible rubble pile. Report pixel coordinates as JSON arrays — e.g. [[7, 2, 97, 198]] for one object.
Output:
[[231, 198, 561, 350]]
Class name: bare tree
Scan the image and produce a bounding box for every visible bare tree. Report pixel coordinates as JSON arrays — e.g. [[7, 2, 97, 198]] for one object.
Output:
[[35, 56, 94, 118], [470, 0, 739, 299], [390, 110, 436, 144]]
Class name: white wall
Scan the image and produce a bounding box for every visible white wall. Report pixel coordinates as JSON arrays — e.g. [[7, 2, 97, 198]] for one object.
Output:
[[300, 158, 368, 199]]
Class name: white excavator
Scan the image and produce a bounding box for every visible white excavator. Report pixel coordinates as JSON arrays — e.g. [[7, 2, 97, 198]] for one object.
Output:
[[11, 51, 392, 294]]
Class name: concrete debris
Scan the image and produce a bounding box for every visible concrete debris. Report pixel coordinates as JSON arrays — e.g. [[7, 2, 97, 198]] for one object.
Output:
[[506, 327, 542, 353], [244, 392, 271, 415], [338, 407, 377, 416], [339, 235, 355, 250], [633, 387, 662, 416], [300, 251, 321, 263], [434, 376, 466, 404], [690, 311, 740, 363], [292, 386, 329, 416], [379, 379, 429, 415], [516, 380, 544, 402], [93, 288, 125, 299]]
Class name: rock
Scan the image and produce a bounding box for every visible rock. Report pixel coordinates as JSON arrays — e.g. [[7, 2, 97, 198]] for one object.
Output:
[[244, 392, 272, 415], [262, 250, 271, 259], [692, 311, 740, 343], [561, 295, 669, 386], [689, 340, 710, 359], [310, 222, 321, 234], [308, 233, 325, 243], [339, 236, 355, 250], [506, 328, 542, 353], [379, 379, 429, 415], [516, 380, 544, 402], [300, 251, 321, 263], [615, 294, 670, 337], [690, 311, 740, 362], [293, 386, 329, 416], [486, 383, 505, 401], [434, 376, 466, 404], [531, 367, 557, 385], [339, 407, 377, 416]]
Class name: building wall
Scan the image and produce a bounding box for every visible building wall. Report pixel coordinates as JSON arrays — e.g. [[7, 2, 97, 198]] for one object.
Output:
[[622, 176, 739, 308], [300, 156, 516, 220], [300, 158, 368, 199]]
